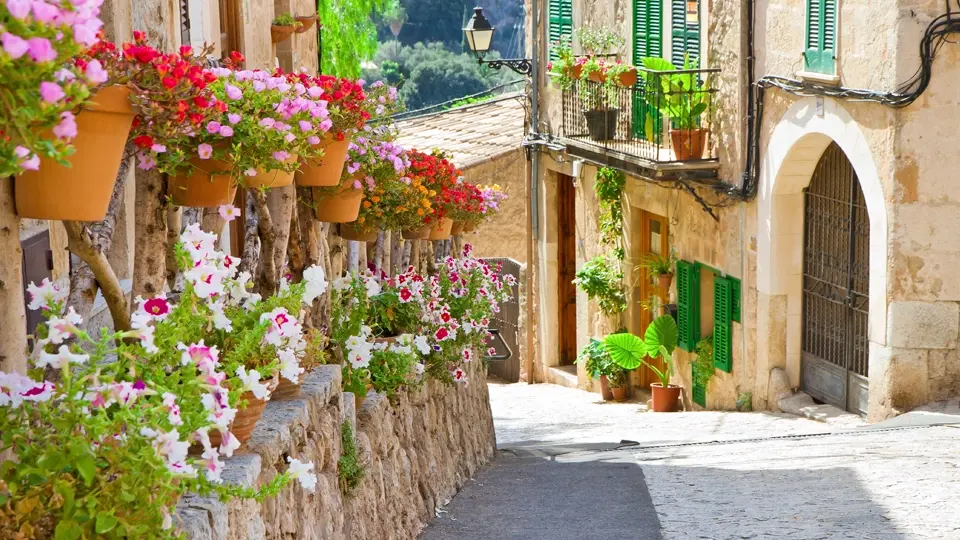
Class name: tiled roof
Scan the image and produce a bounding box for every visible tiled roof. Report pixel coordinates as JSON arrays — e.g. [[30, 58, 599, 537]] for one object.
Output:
[[395, 93, 526, 169]]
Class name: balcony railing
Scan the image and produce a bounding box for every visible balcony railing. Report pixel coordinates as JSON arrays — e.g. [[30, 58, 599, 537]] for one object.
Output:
[[559, 66, 720, 168]]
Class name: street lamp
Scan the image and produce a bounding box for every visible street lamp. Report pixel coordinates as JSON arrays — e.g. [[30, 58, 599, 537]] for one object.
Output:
[[463, 7, 532, 75]]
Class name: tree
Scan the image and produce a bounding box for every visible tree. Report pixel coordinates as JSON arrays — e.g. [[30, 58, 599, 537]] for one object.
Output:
[[318, 0, 391, 78]]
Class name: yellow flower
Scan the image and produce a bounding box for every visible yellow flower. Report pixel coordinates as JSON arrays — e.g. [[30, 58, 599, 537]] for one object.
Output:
[[417, 208, 424, 216]]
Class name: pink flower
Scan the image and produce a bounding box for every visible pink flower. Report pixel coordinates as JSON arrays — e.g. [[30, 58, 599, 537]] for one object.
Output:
[[31, 1, 59, 23], [298, 120, 312, 132], [39, 81, 64, 103], [283, 133, 295, 143], [462, 348, 473, 362], [218, 204, 241, 222], [227, 113, 241, 124], [399, 287, 413, 303], [434, 327, 450, 342], [27, 37, 55, 62], [5, 0, 31, 20], [15, 146, 39, 170], [259, 117, 275, 129], [352, 179, 362, 190], [452, 368, 467, 383], [137, 152, 157, 170], [253, 80, 266, 92], [197, 143, 213, 160], [218, 125, 233, 137], [52, 111, 76, 139], [151, 143, 167, 153], [84, 59, 108, 83], [144, 297, 171, 318], [307, 135, 320, 145], [224, 84, 242, 100], [244, 168, 257, 176], [206, 121, 221, 134], [487, 347, 497, 356], [2, 33, 28, 59], [272, 151, 289, 162]]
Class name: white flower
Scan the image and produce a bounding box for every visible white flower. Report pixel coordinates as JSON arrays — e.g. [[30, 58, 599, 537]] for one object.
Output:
[[278, 348, 304, 384], [133, 325, 159, 354], [287, 457, 317, 493], [209, 300, 233, 331], [348, 347, 372, 369], [219, 204, 241, 222], [200, 447, 224, 483], [413, 335, 431, 355], [35, 345, 89, 370], [181, 223, 219, 263], [364, 277, 381, 297], [185, 263, 227, 298], [302, 265, 328, 304], [26, 278, 67, 310], [161, 510, 173, 530], [236, 366, 271, 400], [44, 307, 82, 344], [225, 271, 253, 306], [332, 276, 352, 291], [344, 335, 367, 352], [218, 430, 241, 458]]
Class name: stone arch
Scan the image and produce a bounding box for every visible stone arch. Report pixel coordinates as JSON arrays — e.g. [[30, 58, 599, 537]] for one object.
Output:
[[756, 97, 888, 389]]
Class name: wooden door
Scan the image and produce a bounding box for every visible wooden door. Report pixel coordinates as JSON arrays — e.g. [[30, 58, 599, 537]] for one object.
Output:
[[638, 210, 669, 386], [557, 174, 578, 366]]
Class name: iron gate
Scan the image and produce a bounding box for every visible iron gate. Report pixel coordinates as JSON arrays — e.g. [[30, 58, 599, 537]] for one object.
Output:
[[483, 258, 522, 382], [801, 142, 870, 416]]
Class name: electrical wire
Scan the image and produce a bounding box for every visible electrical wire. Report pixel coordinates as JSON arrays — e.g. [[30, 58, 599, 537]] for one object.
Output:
[[390, 79, 526, 121]]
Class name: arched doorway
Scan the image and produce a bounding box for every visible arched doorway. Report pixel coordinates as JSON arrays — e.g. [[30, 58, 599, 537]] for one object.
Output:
[[801, 142, 870, 415]]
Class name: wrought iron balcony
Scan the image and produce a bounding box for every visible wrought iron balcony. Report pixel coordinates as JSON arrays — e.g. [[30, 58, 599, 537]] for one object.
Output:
[[558, 66, 720, 179]]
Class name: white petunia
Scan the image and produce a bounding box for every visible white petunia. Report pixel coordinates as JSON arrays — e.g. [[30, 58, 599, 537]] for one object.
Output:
[[302, 265, 328, 304], [236, 366, 271, 400], [35, 345, 89, 370], [26, 278, 67, 311], [413, 335, 431, 356], [287, 456, 317, 493]]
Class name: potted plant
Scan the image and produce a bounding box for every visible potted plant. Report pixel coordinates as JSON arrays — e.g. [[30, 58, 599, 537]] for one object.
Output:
[[606, 61, 638, 88], [462, 183, 507, 233], [641, 56, 710, 160], [573, 253, 627, 317], [640, 249, 678, 296], [271, 12, 302, 43], [295, 13, 319, 33], [604, 315, 681, 412], [404, 149, 462, 240], [692, 336, 715, 407], [607, 364, 629, 402], [547, 41, 583, 91], [579, 58, 620, 141], [578, 338, 615, 401], [575, 25, 625, 57], [384, 2, 407, 37]]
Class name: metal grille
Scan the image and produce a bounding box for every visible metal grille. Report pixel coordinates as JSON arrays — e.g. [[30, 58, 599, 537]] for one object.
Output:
[[483, 258, 521, 382], [179, 0, 191, 47], [801, 142, 870, 414]]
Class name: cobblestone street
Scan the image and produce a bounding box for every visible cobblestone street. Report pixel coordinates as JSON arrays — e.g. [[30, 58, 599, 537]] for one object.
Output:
[[424, 382, 960, 540]]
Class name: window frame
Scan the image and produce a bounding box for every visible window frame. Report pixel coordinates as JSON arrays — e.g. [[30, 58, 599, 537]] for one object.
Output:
[[803, 0, 837, 74]]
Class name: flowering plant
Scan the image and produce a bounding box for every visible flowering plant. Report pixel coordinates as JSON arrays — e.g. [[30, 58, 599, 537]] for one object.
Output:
[[405, 149, 461, 224], [445, 180, 485, 224], [193, 67, 331, 181], [0, 0, 105, 176], [0, 277, 319, 538], [87, 34, 228, 174], [286, 72, 369, 138]]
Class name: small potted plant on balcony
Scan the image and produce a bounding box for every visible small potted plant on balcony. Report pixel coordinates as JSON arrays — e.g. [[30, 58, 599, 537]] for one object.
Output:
[[547, 41, 583, 90], [578, 61, 620, 141], [604, 314, 681, 412], [575, 25, 625, 58], [272, 12, 302, 43], [641, 56, 710, 160], [295, 13, 319, 33], [606, 61, 638, 88]]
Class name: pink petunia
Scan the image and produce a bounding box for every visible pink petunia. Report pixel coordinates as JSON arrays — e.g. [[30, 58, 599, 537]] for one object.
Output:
[[5, 0, 31, 20], [218, 204, 241, 222], [197, 143, 213, 160], [52, 111, 76, 139], [1, 33, 28, 59], [31, 1, 59, 23], [85, 59, 108, 83], [27, 37, 56, 62], [39, 81, 64, 103], [272, 151, 289, 162], [218, 125, 234, 137], [227, 113, 241, 124], [224, 84, 242, 100]]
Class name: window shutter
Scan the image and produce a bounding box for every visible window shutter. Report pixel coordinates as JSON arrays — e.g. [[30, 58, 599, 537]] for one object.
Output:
[[676, 260, 698, 351], [713, 276, 732, 372], [670, 0, 699, 68], [548, 0, 573, 61], [804, 0, 836, 73], [691, 365, 707, 407], [730, 276, 741, 323], [631, 0, 663, 141]]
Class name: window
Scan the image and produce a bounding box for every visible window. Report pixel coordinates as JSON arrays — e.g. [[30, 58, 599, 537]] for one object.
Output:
[[676, 260, 740, 375], [670, 0, 699, 67], [548, 0, 573, 61], [804, 0, 836, 73], [632, 0, 662, 62]]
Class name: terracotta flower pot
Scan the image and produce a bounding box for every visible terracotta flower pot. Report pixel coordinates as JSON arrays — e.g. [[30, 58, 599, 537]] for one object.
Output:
[[401, 225, 431, 240], [313, 182, 362, 222], [427, 218, 454, 240], [611, 385, 628, 402], [16, 85, 135, 221], [296, 134, 351, 187], [450, 221, 465, 236], [354, 383, 374, 410], [587, 70, 606, 83], [339, 223, 378, 242], [670, 128, 708, 161], [651, 383, 682, 412], [618, 68, 638, 88], [272, 378, 301, 400], [271, 24, 296, 43], [243, 154, 298, 189], [563, 64, 583, 79], [599, 375, 614, 401], [168, 158, 236, 207], [463, 222, 477, 233], [208, 389, 271, 449], [295, 15, 318, 33], [657, 273, 674, 298]]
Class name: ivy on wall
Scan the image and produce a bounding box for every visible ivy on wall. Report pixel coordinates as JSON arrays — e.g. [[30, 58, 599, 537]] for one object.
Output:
[[573, 167, 628, 317]]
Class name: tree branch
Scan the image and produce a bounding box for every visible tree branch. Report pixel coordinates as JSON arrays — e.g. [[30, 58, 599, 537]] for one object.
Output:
[[253, 190, 277, 297], [64, 221, 131, 332]]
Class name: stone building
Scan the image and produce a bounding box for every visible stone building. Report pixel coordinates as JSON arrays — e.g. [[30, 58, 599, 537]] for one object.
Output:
[[528, 0, 960, 420]]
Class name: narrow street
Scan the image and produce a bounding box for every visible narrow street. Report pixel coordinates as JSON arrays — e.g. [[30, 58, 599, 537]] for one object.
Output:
[[422, 382, 960, 540]]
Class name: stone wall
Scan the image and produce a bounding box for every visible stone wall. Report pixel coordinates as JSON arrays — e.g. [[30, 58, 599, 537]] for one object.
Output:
[[178, 361, 496, 539]]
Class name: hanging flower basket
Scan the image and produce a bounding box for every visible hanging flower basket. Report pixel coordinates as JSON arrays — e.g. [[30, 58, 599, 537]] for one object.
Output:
[[295, 14, 318, 33], [617, 67, 638, 88], [339, 223, 378, 242], [463, 221, 477, 233], [427, 217, 454, 240], [313, 181, 362, 222], [401, 225, 431, 240], [451, 221, 466, 236], [15, 86, 135, 221], [271, 24, 296, 43], [168, 158, 236, 207], [295, 134, 351, 187], [243, 154, 298, 189]]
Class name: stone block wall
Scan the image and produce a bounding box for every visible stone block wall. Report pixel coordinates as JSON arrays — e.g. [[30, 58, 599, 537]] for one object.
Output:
[[177, 361, 496, 539]]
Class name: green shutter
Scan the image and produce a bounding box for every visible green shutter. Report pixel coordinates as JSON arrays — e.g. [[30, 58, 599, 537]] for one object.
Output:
[[691, 365, 706, 407], [730, 276, 741, 323], [548, 0, 574, 61], [804, 0, 836, 73], [676, 260, 698, 351], [713, 276, 732, 373], [670, 0, 700, 68], [631, 0, 663, 140]]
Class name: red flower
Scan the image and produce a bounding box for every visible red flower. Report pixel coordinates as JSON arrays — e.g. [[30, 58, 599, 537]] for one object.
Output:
[[179, 45, 194, 57], [193, 96, 210, 108], [144, 297, 170, 317], [132, 135, 154, 149], [434, 327, 450, 342], [161, 76, 177, 89], [133, 30, 146, 43], [399, 287, 413, 303]]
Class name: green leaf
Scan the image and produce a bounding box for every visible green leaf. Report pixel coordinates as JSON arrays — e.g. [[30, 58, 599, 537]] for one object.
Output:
[[96, 512, 118, 533], [641, 57, 675, 72], [603, 332, 647, 370], [644, 315, 679, 358], [0, 493, 7, 506], [54, 520, 82, 540], [75, 455, 96, 487]]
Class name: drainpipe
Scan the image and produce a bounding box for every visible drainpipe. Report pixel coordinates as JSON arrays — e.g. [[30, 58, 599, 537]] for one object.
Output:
[[526, 0, 540, 384]]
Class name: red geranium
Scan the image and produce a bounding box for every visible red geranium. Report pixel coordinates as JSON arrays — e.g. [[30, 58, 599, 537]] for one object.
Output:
[[280, 71, 369, 135]]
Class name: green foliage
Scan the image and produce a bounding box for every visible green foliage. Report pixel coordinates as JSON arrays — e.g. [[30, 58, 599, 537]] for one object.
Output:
[[318, 0, 391, 78], [369, 291, 420, 337], [640, 249, 677, 277], [338, 422, 365, 496], [595, 167, 625, 260], [445, 94, 495, 110], [640, 55, 710, 130], [272, 12, 299, 26], [547, 40, 578, 91], [368, 342, 420, 398], [575, 25, 625, 55], [693, 336, 715, 389], [736, 392, 753, 412], [574, 254, 627, 317], [604, 315, 679, 387]]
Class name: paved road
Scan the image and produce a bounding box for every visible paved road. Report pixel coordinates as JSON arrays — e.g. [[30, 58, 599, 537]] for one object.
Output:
[[422, 382, 960, 540]]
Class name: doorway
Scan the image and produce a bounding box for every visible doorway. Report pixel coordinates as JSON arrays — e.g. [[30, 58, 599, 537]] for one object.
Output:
[[801, 142, 870, 415], [557, 173, 577, 366], [637, 210, 669, 386]]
